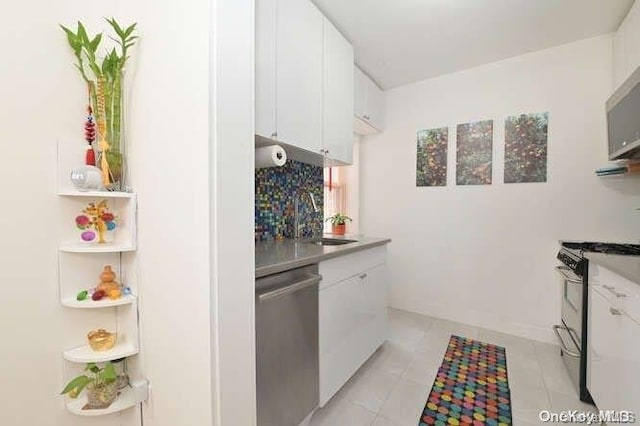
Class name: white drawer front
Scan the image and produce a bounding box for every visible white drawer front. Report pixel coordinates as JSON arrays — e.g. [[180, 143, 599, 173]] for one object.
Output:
[[319, 245, 386, 290], [590, 263, 640, 324], [588, 287, 640, 413]]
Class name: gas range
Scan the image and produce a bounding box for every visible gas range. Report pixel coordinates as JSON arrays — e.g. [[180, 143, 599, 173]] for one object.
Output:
[[558, 242, 640, 276]]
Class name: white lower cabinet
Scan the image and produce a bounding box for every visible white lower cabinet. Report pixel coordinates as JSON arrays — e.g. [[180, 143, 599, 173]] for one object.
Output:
[[588, 265, 640, 414], [319, 246, 388, 406]]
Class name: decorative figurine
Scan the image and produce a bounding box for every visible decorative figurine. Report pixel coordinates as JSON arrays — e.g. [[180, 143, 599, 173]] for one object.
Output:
[[87, 329, 117, 352], [96, 265, 122, 300], [75, 200, 117, 244]]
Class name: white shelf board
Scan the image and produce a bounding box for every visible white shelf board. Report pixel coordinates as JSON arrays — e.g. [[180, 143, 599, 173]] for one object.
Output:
[[59, 242, 136, 253], [62, 294, 136, 309], [59, 190, 134, 199], [63, 342, 139, 363], [66, 382, 145, 416]]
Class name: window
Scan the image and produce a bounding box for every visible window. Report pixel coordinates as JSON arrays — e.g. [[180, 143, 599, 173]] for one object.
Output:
[[324, 167, 347, 229]]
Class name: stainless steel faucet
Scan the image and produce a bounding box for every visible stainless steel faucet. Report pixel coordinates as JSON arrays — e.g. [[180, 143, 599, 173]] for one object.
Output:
[[294, 188, 320, 240]]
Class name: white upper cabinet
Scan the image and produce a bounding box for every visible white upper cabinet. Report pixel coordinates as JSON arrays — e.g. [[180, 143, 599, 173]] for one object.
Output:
[[276, 0, 324, 153], [353, 66, 385, 134], [613, 1, 640, 89], [354, 67, 366, 119], [323, 19, 354, 165], [256, 0, 277, 139], [256, 0, 356, 164]]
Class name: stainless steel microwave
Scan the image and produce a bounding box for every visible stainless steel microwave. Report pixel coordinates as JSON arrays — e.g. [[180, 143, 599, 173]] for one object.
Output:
[[607, 66, 640, 160]]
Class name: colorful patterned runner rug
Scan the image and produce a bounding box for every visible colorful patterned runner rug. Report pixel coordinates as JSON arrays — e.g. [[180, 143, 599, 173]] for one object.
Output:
[[419, 335, 512, 425]]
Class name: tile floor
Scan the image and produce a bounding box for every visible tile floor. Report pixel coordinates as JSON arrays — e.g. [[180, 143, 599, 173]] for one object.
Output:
[[309, 308, 599, 425]]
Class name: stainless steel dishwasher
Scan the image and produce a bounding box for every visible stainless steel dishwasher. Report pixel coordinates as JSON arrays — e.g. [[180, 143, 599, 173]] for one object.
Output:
[[256, 264, 321, 426]]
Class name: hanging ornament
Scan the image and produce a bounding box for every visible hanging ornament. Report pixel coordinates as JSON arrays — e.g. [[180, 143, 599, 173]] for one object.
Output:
[[85, 83, 96, 166], [85, 106, 96, 166]]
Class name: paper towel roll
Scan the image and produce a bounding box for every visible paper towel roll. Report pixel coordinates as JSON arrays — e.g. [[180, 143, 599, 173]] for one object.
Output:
[[255, 145, 287, 168]]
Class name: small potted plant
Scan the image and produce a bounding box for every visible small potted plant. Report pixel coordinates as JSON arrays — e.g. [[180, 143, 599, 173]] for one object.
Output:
[[325, 213, 352, 235], [61, 362, 118, 409]]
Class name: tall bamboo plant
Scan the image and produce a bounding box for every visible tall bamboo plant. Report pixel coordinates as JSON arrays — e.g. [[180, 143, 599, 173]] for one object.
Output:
[[61, 19, 137, 189]]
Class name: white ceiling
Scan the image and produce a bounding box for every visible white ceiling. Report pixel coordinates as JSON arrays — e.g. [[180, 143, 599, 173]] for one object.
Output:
[[313, 0, 634, 89]]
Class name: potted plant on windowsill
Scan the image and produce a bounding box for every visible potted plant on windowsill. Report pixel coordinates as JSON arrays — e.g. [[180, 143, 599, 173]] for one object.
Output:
[[325, 213, 352, 236], [61, 362, 118, 409]]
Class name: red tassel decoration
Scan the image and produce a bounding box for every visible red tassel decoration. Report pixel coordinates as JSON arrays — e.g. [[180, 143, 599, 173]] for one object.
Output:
[[85, 105, 96, 166]]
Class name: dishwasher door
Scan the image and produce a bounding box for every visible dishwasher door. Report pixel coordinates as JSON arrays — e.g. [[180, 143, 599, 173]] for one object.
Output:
[[256, 264, 320, 426]]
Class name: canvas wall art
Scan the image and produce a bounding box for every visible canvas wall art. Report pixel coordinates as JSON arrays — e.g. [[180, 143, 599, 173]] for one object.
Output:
[[456, 120, 493, 185], [416, 127, 448, 187], [504, 112, 548, 183]]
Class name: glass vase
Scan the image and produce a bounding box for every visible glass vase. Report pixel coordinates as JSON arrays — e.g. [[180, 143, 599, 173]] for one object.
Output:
[[86, 382, 118, 409], [95, 73, 127, 192]]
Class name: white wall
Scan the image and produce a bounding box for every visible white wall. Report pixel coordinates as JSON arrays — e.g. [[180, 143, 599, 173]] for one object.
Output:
[[360, 35, 640, 343], [210, 0, 257, 425], [344, 135, 361, 233], [131, 0, 214, 425], [0, 1, 218, 425]]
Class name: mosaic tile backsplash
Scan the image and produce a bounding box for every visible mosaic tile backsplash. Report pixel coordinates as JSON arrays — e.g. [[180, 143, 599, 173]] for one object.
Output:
[[255, 160, 324, 241]]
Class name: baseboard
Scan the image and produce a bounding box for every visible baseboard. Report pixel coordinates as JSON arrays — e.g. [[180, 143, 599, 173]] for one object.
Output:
[[389, 299, 557, 345]]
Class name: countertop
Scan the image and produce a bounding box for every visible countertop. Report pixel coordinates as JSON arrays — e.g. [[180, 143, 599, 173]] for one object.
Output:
[[256, 234, 391, 278], [585, 252, 640, 285]]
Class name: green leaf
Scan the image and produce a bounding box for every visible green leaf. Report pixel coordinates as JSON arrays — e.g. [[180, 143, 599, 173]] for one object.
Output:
[[106, 17, 125, 38], [124, 23, 137, 38], [61, 375, 91, 396], [85, 362, 99, 374], [60, 25, 76, 44], [101, 362, 117, 383], [77, 22, 89, 45], [90, 33, 102, 53]]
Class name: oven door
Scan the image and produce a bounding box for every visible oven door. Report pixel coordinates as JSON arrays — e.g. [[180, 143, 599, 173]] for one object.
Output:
[[555, 265, 583, 347]]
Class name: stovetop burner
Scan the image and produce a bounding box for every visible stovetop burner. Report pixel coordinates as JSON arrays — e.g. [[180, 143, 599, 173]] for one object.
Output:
[[562, 241, 640, 256]]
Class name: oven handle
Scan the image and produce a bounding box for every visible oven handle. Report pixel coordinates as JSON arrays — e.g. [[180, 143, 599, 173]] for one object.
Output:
[[553, 325, 581, 358], [555, 266, 582, 284]]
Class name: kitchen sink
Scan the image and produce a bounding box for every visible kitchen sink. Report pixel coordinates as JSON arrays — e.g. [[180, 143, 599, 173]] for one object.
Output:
[[304, 238, 358, 246]]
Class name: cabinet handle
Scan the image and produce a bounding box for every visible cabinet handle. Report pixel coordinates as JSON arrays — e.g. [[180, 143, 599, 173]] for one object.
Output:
[[610, 307, 623, 316], [603, 285, 627, 298], [359, 273, 367, 279]]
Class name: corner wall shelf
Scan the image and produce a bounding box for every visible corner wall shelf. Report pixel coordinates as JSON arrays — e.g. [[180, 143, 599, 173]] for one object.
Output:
[[61, 294, 136, 309], [59, 243, 136, 253], [63, 342, 139, 363], [57, 140, 145, 417], [59, 190, 134, 199], [65, 379, 149, 416]]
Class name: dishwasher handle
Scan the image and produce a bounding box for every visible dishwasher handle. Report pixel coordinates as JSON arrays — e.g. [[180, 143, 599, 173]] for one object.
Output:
[[258, 274, 322, 302]]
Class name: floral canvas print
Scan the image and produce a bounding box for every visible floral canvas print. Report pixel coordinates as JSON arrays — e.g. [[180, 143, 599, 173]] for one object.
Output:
[[456, 120, 493, 185], [504, 112, 548, 183], [416, 127, 448, 187]]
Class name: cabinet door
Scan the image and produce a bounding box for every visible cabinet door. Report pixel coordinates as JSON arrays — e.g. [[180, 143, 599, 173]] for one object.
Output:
[[361, 264, 388, 350], [365, 77, 385, 131], [276, 0, 323, 153], [588, 286, 640, 413], [353, 67, 366, 120], [319, 275, 365, 406], [323, 19, 354, 165], [256, 0, 277, 139]]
